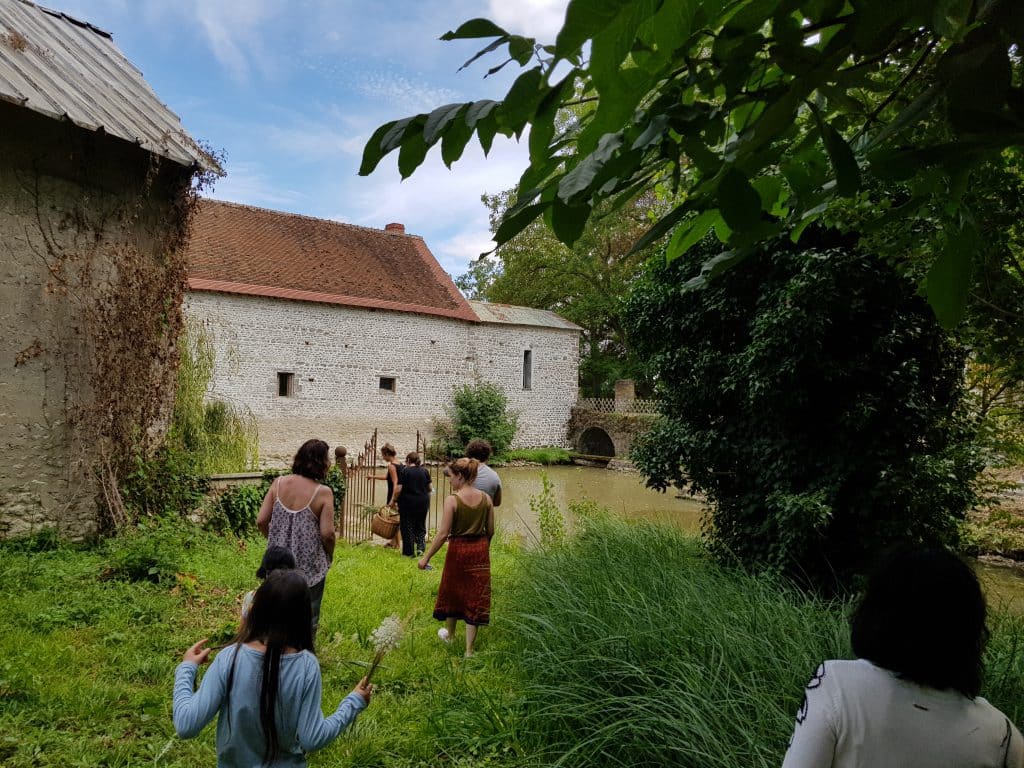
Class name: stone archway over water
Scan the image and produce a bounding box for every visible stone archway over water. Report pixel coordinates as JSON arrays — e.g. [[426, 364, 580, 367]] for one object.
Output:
[[579, 426, 616, 457]]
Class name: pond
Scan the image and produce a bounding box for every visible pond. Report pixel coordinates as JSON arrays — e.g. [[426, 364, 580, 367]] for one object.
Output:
[[495, 464, 704, 538], [493, 464, 1024, 611]]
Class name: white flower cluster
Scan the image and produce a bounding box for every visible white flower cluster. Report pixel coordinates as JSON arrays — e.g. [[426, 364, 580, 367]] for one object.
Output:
[[369, 614, 403, 653]]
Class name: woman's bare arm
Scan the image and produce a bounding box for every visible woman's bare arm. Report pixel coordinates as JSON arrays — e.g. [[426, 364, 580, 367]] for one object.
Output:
[[419, 496, 454, 569], [256, 478, 277, 536], [318, 488, 336, 562]]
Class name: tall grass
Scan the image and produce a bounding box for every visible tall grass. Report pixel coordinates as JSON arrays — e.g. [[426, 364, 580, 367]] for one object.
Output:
[[494, 512, 1024, 767], [497, 513, 845, 766], [171, 319, 258, 474]]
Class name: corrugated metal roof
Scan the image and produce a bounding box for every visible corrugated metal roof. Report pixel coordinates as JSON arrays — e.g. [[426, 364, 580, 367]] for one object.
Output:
[[0, 0, 211, 168], [468, 300, 582, 331]]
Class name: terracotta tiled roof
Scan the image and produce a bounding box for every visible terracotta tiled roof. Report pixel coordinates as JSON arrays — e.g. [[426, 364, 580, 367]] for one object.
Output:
[[185, 199, 478, 322]]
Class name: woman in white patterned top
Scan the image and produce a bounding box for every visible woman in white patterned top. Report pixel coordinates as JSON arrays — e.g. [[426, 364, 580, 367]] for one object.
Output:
[[257, 439, 335, 635], [783, 546, 1024, 768]]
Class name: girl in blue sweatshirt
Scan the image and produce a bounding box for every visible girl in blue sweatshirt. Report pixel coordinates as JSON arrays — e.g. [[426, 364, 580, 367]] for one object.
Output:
[[173, 569, 371, 767]]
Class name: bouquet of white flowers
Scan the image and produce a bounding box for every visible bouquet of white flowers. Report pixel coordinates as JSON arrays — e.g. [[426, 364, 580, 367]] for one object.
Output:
[[365, 613, 404, 683]]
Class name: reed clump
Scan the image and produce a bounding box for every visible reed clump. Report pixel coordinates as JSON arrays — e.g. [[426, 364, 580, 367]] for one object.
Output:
[[496, 513, 1024, 767]]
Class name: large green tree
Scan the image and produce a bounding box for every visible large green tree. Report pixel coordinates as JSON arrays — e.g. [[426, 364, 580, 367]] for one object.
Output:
[[626, 232, 981, 589], [457, 190, 656, 396], [361, 0, 1024, 328]]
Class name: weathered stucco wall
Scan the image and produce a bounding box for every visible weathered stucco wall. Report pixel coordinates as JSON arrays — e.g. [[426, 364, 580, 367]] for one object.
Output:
[[0, 102, 187, 539], [184, 291, 579, 465]]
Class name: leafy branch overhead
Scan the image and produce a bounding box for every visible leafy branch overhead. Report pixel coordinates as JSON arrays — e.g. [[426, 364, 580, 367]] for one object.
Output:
[[360, 0, 1024, 327]]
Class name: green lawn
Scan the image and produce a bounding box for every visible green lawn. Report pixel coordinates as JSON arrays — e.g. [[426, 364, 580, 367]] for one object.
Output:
[[2, 516, 1022, 767]]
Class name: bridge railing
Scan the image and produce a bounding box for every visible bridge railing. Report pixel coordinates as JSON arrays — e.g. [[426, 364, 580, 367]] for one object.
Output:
[[576, 397, 661, 414]]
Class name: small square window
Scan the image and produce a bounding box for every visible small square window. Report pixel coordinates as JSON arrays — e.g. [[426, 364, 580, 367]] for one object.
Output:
[[277, 372, 295, 397], [379, 376, 396, 392]]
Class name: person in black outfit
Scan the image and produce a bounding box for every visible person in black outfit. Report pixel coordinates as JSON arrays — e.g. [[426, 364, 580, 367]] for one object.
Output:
[[394, 452, 432, 557]]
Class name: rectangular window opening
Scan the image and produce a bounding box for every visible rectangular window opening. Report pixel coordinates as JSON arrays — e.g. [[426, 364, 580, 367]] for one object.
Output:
[[523, 350, 533, 390], [379, 376, 397, 392], [277, 371, 295, 397]]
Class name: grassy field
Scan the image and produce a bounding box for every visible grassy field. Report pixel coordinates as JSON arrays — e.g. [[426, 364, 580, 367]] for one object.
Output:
[[2, 515, 1023, 767]]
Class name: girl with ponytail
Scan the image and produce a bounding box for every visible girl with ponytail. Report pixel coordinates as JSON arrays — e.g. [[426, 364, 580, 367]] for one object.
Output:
[[173, 570, 372, 766]]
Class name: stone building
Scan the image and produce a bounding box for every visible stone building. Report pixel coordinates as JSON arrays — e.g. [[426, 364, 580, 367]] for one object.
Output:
[[0, 0, 211, 537], [184, 200, 581, 464]]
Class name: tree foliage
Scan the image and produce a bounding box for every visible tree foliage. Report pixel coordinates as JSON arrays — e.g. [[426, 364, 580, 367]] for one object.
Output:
[[830, 148, 1024, 457], [361, 0, 1024, 328], [457, 190, 657, 396], [626, 233, 982, 589]]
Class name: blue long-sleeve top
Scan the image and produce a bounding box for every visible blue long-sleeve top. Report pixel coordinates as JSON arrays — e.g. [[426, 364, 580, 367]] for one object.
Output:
[[173, 644, 366, 768]]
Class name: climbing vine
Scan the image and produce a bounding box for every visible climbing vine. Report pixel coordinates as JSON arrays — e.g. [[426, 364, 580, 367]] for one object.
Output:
[[14, 131, 222, 532]]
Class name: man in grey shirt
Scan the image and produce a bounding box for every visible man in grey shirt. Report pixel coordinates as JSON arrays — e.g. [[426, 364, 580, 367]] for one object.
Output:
[[465, 439, 502, 506]]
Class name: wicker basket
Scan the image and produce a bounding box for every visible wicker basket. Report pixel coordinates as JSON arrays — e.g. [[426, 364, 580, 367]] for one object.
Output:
[[371, 507, 400, 539]]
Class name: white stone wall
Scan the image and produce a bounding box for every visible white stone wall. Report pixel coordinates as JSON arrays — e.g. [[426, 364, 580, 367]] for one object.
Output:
[[469, 322, 580, 448], [185, 292, 579, 465]]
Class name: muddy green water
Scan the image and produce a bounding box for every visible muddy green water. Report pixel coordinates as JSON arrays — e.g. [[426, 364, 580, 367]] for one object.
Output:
[[495, 465, 705, 539], [496, 465, 1024, 611]]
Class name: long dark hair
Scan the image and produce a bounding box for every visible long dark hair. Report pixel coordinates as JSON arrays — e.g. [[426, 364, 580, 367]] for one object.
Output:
[[851, 546, 988, 698], [291, 439, 330, 481], [226, 570, 314, 764]]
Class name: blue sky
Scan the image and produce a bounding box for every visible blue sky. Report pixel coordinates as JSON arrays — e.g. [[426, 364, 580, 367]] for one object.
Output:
[[58, 0, 570, 278]]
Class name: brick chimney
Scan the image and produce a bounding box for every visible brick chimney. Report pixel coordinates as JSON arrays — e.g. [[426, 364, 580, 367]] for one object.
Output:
[[384, 222, 405, 234]]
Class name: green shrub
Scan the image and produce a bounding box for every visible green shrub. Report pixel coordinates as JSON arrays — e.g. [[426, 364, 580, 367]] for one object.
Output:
[[168, 320, 259, 475], [627, 235, 982, 589], [324, 464, 347, 509], [2, 527, 62, 553], [209, 466, 347, 537], [119, 444, 209, 519], [208, 484, 265, 537], [117, 321, 259, 522], [101, 520, 198, 584], [444, 382, 518, 457]]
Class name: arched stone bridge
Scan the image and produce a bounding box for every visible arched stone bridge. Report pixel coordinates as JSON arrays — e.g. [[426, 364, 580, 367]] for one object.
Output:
[[567, 397, 660, 459]]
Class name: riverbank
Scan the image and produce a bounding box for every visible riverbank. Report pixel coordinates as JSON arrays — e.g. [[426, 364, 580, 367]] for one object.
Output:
[[2, 515, 1023, 767], [967, 467, 1024, 561]]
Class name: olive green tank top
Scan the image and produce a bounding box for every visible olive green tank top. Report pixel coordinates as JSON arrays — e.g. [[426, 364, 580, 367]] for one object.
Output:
[[451, 494, 491, 537]]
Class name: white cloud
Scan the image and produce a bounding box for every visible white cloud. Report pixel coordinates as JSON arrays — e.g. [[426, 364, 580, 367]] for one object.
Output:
[[189, 0, 280, 80], [205, 161, 304, 210], [351, 70, 462, 113], [262, 120, 368, 161], [329, 133, 530, 276], [486, 0, 568, 41], [432, 230, 499, 276]]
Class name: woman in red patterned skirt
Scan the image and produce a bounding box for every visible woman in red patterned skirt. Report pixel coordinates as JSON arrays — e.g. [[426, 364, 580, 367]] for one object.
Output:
[[418, 457, 494, 657]]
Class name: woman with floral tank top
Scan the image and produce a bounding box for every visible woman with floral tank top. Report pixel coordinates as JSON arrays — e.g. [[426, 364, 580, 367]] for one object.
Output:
[[258, 439, 335, 635]]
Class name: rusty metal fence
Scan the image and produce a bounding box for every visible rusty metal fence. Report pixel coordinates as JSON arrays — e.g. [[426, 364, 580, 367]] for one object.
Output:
[[337, 429, 450, 545], [417, 429, 451, 535], [338, 429, 378, 544]]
